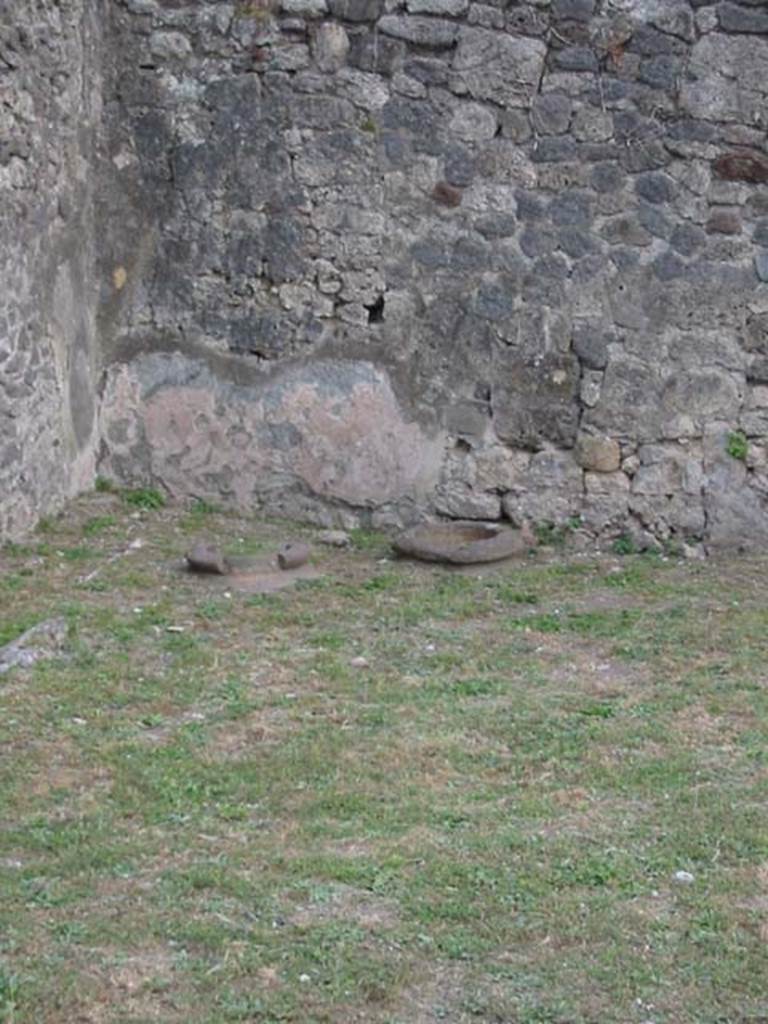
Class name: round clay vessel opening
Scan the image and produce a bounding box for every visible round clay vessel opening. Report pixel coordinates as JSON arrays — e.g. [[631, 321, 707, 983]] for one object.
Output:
[[414, 523, 497, 545]]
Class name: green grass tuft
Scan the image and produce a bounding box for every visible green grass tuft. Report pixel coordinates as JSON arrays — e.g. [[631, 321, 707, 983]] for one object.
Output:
[[123, 487, 166, 510], [726, 430, 748, 462]]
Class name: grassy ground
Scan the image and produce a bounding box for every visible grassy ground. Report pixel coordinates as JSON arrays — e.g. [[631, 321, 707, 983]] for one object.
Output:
[[1, 490, 767, 1023]]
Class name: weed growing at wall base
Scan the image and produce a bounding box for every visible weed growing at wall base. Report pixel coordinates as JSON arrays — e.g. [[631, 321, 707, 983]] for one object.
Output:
[[612, 532, 637, 556], [123, 487, 166, 511]]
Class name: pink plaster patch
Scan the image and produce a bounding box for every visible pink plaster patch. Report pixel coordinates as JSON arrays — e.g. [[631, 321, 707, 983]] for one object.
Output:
[[100, 358, 443, 511]]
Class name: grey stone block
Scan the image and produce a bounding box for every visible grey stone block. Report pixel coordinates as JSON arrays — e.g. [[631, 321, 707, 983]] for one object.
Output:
[[378, 15, 459, 48], [403, 58, 449, 86], [601, 216, 652, 248], [407, 0, 468, 14], [498, 109, 532, 143], [473, 280, 516, 321], [493, 352, 581, 450], [627, 24, 680, 57], [452, 28, 546, 108], [520, 226, 557, 259], [717, 2, 768, 34], [474, 213, 517, 239], [443, 145, 476, 187], [506, 7, 548, 36], [572, 322, 609, 370], [531, 92, 572, 136], [329, 0, 383, 20], [348, 32, 404, 73], [515, 190, 545, 222], [554, 45, 598, 72], [670, 223, 706, 256], [635, 172, 676, 205], [637, 202, 673, 240], [652, 251, 685, 282], [745, 312, 768, 353], [755, 251, 768, 283], [531, 136, 578, 163], [591, 162, 625, 193], [558, 227, 598, 259], [552, 0, 595, 21], [550, 190, 593, 228], [638, 56, 682, 91]]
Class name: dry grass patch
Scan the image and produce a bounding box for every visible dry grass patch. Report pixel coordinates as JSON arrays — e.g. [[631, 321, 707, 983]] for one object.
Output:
[[285, 883, 399, 931]]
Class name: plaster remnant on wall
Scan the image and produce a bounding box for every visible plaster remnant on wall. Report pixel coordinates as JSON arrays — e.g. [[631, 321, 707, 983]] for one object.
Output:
[[100, 356, 444, 522]]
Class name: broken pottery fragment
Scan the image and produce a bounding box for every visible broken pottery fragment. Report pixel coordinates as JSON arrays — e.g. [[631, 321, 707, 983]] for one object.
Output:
[[277, 541, 311, 570], [318, 530, 351, 548], [185, 540, 232, 575]]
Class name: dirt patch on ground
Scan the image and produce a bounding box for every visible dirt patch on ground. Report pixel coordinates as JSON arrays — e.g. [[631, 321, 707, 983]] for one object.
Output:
[[534, 793, 649, 840], [755, 863, 768, 942], [392, 963, 511, 1024], [732, 861, 768, 941], [18, 739, 112, 815], [528, 632, 651, 696], [203, 711, 284, 760], [671, 702, 753, 751], [73, 948, 181, 1023], [181, 556, 324, 594], [323, 837, 381, 859], [285, 883, 399, 931]]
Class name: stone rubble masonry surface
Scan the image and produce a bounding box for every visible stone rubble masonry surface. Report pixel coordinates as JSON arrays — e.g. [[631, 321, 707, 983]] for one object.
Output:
[[3, 0, 768, 547], [0, 1, 102, 539]]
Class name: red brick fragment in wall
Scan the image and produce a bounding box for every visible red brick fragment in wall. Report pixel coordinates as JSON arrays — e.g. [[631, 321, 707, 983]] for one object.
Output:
[[706, 209, 741, 235], [432, 181, 462, 207], [713, 150, 768, 185]]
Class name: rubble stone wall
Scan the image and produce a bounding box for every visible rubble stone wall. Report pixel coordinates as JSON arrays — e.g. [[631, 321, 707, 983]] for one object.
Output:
[[0, 1, 103, 539], [6, 0, 768, 547]]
